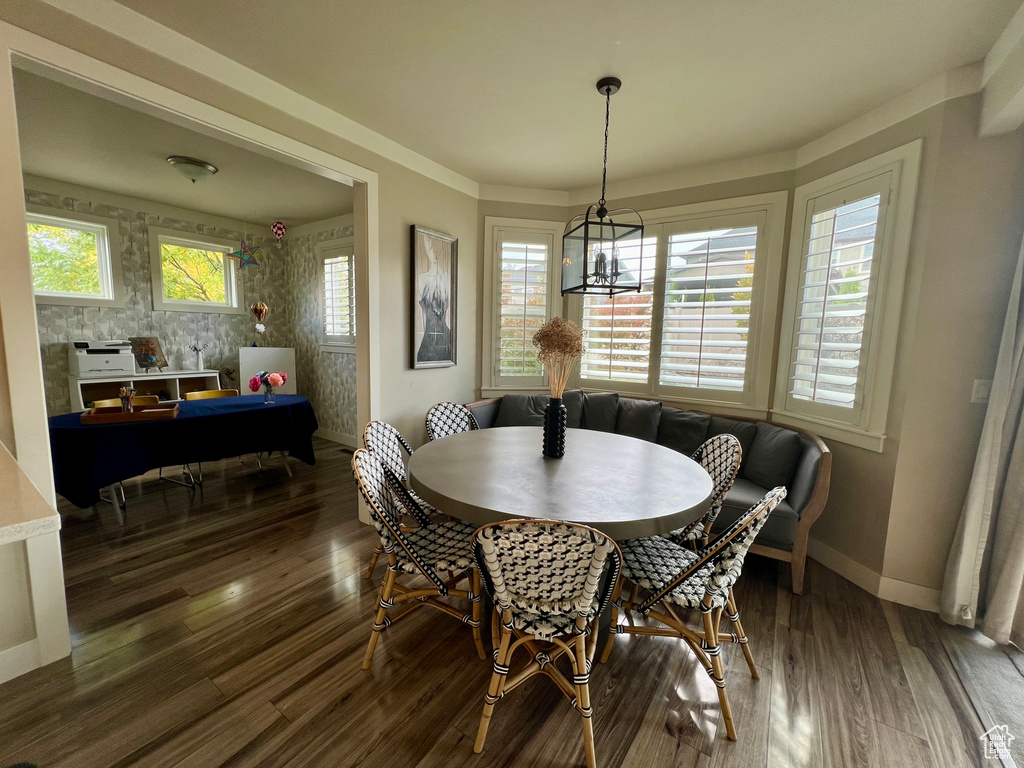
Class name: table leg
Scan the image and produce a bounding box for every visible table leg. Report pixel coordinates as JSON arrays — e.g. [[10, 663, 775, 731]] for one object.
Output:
[[107, 483, 125, 526]]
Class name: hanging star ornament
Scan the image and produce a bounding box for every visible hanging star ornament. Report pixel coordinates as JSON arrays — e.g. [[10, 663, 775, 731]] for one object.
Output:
[[228, 240, 260, 269]]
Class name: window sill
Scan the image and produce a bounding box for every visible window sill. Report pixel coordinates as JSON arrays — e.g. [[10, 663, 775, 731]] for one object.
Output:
[[35, 294, 124, 309], [320, 343, 356, 354], [480, 386, 549, 398], [152, 301, 246, 315], [769, 410, 886, 452]]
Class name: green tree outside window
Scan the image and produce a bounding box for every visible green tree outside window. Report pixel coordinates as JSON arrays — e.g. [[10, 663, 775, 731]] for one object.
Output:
[[160, 244, 227, 303], [28, 223, 102, 295]]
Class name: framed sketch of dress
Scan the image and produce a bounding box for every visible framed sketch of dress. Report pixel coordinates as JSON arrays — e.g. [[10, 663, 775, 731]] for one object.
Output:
[[411, 225, 457, 368]]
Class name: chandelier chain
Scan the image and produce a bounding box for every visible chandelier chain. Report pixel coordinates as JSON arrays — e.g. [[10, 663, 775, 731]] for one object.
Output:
[[599, 87, 611, 208]]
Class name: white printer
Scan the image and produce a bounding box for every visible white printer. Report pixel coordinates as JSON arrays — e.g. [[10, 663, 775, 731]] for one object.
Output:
[[69, 340, 136, 378]]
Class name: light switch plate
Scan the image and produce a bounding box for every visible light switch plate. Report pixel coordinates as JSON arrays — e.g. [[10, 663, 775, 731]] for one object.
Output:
[[972, 379, 992, 404]]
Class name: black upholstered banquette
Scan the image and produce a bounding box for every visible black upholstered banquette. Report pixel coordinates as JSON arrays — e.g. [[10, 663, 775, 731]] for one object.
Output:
[[466, 391, 831, 594]]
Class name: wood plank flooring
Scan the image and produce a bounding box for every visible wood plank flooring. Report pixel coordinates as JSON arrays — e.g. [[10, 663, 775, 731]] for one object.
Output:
[[0, 437, 1019, 767]]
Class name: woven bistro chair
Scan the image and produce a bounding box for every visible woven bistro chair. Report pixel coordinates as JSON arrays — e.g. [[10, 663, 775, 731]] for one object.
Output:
[[665, 434, 743, 549], [601, 486, 787, 742], [425, 401, 479, 441], [351, 448, 485, 668], [362, 420, 439, 578], [472, 520, 622, 768]]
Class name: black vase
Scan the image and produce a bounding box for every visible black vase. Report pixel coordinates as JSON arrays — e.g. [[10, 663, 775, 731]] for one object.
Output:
[[543, 397, 567, 459]]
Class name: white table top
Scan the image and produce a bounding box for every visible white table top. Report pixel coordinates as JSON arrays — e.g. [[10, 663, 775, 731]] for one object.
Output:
[[408, 426, 713, 540], [0, 442, 60, 546]]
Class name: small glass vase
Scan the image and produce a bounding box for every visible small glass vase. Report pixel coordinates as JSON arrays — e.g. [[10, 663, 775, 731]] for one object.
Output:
[[264, 385, 275, 405], [542, 397, 567, 459]]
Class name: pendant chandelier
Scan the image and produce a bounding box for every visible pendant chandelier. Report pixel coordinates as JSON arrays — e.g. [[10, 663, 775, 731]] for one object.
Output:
[[562, 77, 644, 296]]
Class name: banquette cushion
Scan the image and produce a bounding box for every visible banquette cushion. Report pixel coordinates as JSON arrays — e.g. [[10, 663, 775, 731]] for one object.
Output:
[[480, 393, 814, 551], [494, 390, 584, 429], [615, 398, 662, 442]]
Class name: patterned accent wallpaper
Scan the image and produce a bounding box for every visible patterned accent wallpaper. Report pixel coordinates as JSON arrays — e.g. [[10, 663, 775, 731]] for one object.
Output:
[[288, 224, 357, 439], [29, 186, 356, 439]]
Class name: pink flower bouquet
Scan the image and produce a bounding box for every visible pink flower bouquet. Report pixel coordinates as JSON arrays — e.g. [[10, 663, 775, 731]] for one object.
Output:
[[251, 370, 289, 403]]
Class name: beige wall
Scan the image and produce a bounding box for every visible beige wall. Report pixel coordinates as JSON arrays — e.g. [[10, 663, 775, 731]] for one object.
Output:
[[885, 94, 1024, 588]]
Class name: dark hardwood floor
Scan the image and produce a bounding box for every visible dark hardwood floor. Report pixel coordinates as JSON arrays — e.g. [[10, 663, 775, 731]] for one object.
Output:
[[0, 437, 1021, 767]]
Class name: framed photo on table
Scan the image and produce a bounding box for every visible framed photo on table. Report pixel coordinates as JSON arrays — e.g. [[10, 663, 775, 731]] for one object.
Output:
[[410, 225, 457, 368]]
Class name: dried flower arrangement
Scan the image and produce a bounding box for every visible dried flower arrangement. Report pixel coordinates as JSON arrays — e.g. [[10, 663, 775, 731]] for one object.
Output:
[[532, 317, 585, 399]]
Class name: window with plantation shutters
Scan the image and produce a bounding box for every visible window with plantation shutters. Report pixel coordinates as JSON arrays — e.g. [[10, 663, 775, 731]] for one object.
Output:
[[775, 141, 920, 451], [579, 237, 657, 384], [320, 239, 356, 345], [659, 226, 759, 392], [484, 219, 562, 389], [572, 195, 786, 406], [789, 189, 883, 409], [498, 241, 548, 378]]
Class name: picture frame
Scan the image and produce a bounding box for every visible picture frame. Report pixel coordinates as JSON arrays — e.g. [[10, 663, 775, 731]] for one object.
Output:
[[128, 336, 168, 373], [411, 225, 458, 369]]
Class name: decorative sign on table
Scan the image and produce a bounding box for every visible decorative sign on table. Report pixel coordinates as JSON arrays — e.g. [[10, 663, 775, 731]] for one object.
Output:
[[410, 225, 457, 369]]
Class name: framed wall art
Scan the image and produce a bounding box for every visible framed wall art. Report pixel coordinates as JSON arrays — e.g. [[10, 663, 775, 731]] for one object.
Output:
[[411, 225, 457, 368]]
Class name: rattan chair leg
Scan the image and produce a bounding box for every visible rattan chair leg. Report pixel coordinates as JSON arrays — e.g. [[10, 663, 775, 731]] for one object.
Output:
[[600, 577, 624, 664], [362, 562, 397, 670], [574, 633, 597, 768], [475, 622, 512, 754], [366, 544, 383, 580], [471, 568, 486, 660], [727, 587, 758, 679], [490, 606, 501, 652], [702, 607, 736, 740]]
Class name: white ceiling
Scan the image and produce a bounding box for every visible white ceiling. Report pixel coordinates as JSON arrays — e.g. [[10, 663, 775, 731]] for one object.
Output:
[[110, 0, 1022, 191], [13, 70, 353, 225]]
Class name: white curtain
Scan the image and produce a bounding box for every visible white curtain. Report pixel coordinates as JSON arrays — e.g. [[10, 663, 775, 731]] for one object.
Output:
[[941, 236, 1024, 645]]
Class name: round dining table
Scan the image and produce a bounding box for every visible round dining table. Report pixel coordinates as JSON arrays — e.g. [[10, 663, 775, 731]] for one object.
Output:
[[408, 426, 714, 540]]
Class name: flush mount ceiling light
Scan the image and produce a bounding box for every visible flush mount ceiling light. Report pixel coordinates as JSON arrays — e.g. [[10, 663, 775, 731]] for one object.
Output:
[[166, 155, 218, 183], [562, 77, 645, 296]]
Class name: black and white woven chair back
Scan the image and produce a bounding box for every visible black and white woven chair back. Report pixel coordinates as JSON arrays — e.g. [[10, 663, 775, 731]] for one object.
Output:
[[692, 434, 742, 530], [425, 402, 479, 441], [363, 420, 414, 482], [351, 449, 406, 548], [705, 486, 787, 599], [473, 520, 621, 637]]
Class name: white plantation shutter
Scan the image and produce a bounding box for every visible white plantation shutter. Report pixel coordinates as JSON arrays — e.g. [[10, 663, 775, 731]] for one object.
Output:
[[659, 226, 758, 392], [579, 237, 657, 385], [787, 174, 891, 417], [323, 244, 355, 342], [498, 241, 548, 378]]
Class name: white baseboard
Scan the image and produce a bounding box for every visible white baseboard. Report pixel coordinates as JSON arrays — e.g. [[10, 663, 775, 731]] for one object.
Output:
[[806, 538, 941, 613], [314, 428, 357, 448], [877, 576, 942, 612], [0, 639, 41, 685]]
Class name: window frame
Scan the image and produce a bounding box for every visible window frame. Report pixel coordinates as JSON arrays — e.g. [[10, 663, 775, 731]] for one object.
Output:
[[149, 226, 243, 314], [25, 206, 124, 308], [569, 191, 788, 415], [482, 217, 563, 394], [773, 140, 922, 451], [318, 236, 357, 352]]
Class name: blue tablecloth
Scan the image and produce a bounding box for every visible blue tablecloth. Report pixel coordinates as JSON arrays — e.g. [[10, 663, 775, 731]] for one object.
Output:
[[49, 394, 319, 507]]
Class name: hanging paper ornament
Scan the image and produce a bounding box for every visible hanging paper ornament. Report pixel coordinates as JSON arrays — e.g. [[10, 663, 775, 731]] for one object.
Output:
[[271, 221, 287, 243], [251, 301, 269, 322], [228, 240, 260, 269]]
